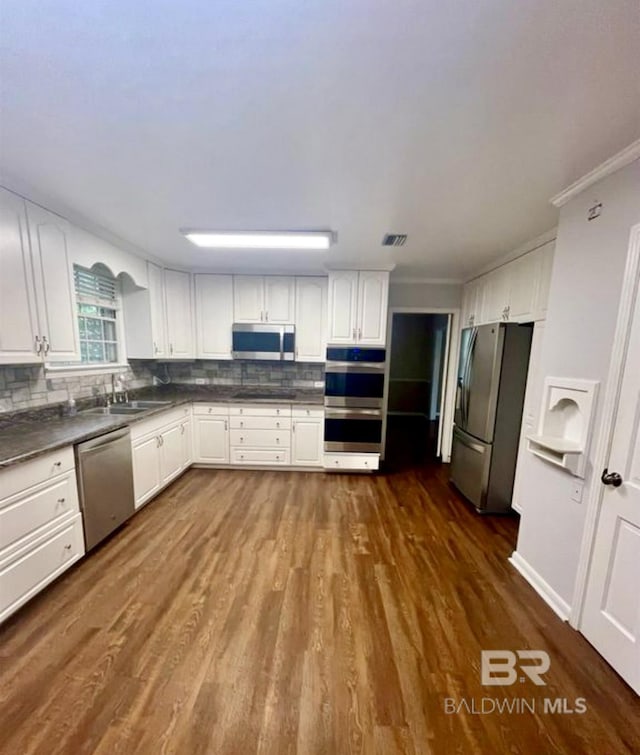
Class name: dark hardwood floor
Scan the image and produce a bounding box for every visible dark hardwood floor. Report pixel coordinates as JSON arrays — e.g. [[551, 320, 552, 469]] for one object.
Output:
[[1, 465, 638, 754]]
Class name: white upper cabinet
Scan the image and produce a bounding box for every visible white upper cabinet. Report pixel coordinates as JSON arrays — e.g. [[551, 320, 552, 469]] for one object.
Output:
[[164, 269, 194, 358], [0, 190, 79, 364], [295, 277, 327, 362], [356, 271, 389, 345], [0, 189, 40, 364], [233, 276, 264, 322], [264, 276, 295, 323], [233, 275, 295, 323], [195, 274, 233, 359], [327, 270, 389, 346], [147, 262, 168, 358], [461, 243, 555, 329]]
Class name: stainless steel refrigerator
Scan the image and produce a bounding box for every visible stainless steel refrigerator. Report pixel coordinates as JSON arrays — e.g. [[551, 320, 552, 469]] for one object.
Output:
[[450, 322, 533, 513]]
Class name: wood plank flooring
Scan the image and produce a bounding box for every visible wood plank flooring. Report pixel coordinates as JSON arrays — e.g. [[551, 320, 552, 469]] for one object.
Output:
[[1, 465, 639, 754]]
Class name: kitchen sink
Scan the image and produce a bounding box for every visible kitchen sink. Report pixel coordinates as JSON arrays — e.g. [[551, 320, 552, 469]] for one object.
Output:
[[124, 400, 172, 408], [82, 406, 147, 416]]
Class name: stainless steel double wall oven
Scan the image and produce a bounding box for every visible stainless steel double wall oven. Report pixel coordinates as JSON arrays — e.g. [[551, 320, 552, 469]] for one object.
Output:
[[324, 347, 386, 453]]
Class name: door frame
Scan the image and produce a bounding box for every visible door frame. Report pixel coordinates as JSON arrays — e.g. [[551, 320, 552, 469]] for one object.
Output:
[[571, 223, 640, 629], [381, 306, 460, 463]]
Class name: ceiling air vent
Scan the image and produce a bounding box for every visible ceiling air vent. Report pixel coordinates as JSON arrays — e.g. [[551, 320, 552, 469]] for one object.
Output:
[[382, 234, 407, 247]]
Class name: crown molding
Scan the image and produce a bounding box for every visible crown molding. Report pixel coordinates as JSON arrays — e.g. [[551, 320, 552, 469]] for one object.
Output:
[[465, 227, 557, 283], [550, 139, 640, 208], [390, 276, 462, 285]]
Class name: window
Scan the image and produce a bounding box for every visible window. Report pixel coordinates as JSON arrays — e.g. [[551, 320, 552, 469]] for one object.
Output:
[[74, 266, 121, 365]]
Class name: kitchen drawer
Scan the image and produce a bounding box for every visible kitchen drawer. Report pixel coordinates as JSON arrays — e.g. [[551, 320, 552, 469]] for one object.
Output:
[[231, 448, 290, 465], [230, 429, 291, 448], [323, 453, 379, 471], [292, 406, 324, 419], [0, 471, 79, 556], [229, 416, 291, 430], [0, 513, 84, 623], [130, 405, 191, 441], [229, 405, 291, 417], [0, 448, 75, 504], [192, 403, 230, 416]]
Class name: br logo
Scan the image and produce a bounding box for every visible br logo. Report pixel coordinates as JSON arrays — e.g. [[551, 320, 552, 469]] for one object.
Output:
[[481, 650, 550, 686]]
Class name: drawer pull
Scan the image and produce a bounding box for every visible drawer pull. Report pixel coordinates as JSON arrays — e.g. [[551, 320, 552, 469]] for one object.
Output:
[[64, 543, 72, 551], [240, 454, 244, 460], [276, 437, 280, 444], [57, 497, 66, 504], [240, 437, 244, 443], [276, 456, 280, 461], [208, 407, 212, 414], [276, 422, 280, 428], [240, 421, 244, 427], [53, 461, 62, 468]]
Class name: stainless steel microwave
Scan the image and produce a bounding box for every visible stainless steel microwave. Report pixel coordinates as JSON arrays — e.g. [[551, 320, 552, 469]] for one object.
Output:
[[232, 323, 295, 361]]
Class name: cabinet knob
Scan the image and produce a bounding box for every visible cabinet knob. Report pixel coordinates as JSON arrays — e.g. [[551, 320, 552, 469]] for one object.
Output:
[[240, 421, 244, 427], [276, 422, 280, 428], [53, 461, 61, 468], [64, 543, 72, 551], [57, 497, 65, 504]]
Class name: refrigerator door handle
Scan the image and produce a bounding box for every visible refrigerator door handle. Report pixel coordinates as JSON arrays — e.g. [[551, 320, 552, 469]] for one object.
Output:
[[463, 327, 478, 427]]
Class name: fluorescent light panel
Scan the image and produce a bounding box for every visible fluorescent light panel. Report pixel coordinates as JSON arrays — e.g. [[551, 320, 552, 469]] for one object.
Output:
[[182, 230, 333, 250]]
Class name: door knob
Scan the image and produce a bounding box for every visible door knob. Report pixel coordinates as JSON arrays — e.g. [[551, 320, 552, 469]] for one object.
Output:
[[601, 468, 623, 487]]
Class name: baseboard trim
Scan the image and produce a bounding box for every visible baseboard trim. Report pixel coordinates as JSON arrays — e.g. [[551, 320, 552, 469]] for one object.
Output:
[[509, 551, 571, 621]]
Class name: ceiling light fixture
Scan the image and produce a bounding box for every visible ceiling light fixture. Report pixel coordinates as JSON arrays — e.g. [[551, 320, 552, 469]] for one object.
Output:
[[181, 230, 335, 250]]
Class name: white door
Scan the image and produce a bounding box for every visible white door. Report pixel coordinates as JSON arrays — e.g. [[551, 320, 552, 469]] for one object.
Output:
[[160, 423, 184, 483], [164, 269, 194, 358], [534, 241, 555, 320], [180, 419, 192, 468], [482, 267, 510, 323], [264, 277, 294, 323], [295, 277, 327, 362], [0, 189, 40, 364], [193, 416, 229, 463], [509, 251, 540, 322], [233, 276, 264, 322], [582, 238, 640, 694], [357, 271, 389, 346], [292, 418, 323, 466], [327, 271, 358, 344], [195, 274, 233, 359], [147, 262, 168, 357], [132, 435, 162, 508], [26, 202, 80, 362]]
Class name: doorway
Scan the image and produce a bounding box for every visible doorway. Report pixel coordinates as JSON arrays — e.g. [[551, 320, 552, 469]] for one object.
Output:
[[383, 312, 451, 470]]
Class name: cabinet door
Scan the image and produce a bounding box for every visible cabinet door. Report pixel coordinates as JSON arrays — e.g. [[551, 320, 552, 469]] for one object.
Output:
[[0, 189, 40, 364], [147, 262, 168, 357], [180, 419, 192, 468], [462, 279, 483, 327], [508, 252, 540, 322], [160, 423, 184, 483], [264, 277, 294, 323], [193, 416, 229, 463], [327, 271, 359, 344], [295, 277, 327, 362], [132, 435, 162, 508], [195, 274, 233, 359], [481, 268, 510, 323], [533, 241, 555, 320], [26, 202, 80, 362], [357, 271, 389, 346], [292, 418, 323, 466], [233, 276, 264, 322], [164, 269, 194, 358]]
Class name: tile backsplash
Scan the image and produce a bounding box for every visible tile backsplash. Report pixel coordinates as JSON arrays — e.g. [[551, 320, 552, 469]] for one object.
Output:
[[0, 359, 325, 412]]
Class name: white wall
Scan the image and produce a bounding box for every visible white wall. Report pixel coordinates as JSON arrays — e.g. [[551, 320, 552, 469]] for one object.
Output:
[[389, 282, 462, 309], [514, 159, 640, 608]]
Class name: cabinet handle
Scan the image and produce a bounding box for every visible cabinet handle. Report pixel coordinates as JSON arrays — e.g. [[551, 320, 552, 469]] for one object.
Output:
[[57, 497, 66, 504], [208, 407, 212, 413], [153, 341, 159, 354], [240, 436, 244, 443], [276, 437, 280, 444], [293, 422, 295, 433], [53, 461, 62, 468], [156, 436, 161, 448], [352, 328, 356, 340], [64, 543, 72, 551], [276, 422, 280, 428], [260, 311, 264, 322], [34, 335, 42, 355], [42, 336, 50, 355], [181, 424, 185, 435], [358, 328, 361, 340], [224, 420, 228, 430], [265, 311, 269, 322], [170, 343, 174, 355], [276, 455, 280, 461], [240, 421, 244, 427], [295, 348, 298, 360], [276, 409, 280, 415]]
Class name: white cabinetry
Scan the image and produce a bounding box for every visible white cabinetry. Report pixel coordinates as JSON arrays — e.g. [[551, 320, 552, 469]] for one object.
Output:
[[233, 276, 294, 324], [295, 277, 327, 362], [130, 405, 192, 508], [0, 188, 80, 364], [0, 448, 85, 623], [229, 404, 291, 465], [292, 407, 324, 466], [327, 270, 389, 346], [462, 243, 555, 328], [195, 274, 233, 359], [192, 404, 230, 464], [124, 264, 194, 359]]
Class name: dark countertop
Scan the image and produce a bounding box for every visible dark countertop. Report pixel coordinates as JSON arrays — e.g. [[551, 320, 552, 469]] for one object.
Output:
[[0, 385, 324, 470]]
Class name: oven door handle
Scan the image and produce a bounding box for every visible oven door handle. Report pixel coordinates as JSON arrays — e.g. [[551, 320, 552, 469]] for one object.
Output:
[[325, 362, 386, 373], [325, 408, 382, 420]]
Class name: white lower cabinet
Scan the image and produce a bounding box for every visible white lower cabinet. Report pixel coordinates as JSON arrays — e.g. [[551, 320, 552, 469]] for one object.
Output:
[[130, 405, 192, 508], [0, 448, 85, 623], [323, 453, 379, 471], [292, 408, 324, 467], [193, 406, 230, 464], [229, 404, 291, 466]]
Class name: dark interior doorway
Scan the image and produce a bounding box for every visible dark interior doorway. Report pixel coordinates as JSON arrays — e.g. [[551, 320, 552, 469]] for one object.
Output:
[[384, 313, 450, 470]]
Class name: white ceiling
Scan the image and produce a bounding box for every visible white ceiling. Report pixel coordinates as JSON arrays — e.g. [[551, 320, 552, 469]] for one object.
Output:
[[1, 0, 639, 279]]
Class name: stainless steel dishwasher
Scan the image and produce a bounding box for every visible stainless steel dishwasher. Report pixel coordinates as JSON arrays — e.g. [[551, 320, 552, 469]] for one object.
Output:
[[75, 428, 135, 550]]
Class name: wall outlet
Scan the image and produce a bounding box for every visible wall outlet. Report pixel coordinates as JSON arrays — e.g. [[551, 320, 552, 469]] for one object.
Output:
[[570, 481, 584, 503], [314, 380, 324, 388], [195, 378, 206, 385]]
